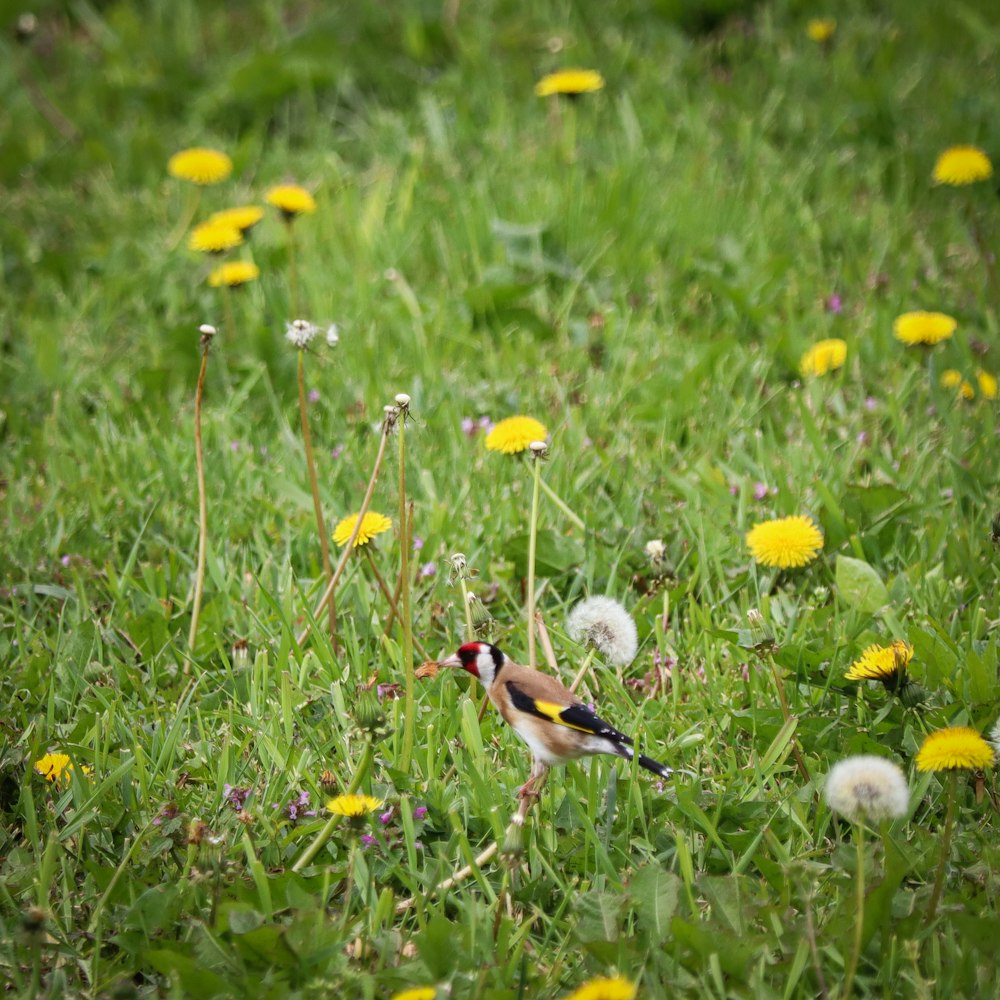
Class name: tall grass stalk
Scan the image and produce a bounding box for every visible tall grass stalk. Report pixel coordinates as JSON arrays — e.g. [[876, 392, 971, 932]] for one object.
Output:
[[188, 324, 215, 654], [395, 394, 416, 771], [526, 441, 546, 669]]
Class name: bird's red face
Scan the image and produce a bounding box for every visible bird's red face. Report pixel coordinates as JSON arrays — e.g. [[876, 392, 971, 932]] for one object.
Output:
[[437, 642, 504, 685]]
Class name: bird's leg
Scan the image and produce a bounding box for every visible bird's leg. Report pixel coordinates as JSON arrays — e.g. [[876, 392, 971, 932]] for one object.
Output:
[[517, 760, 549, 803]]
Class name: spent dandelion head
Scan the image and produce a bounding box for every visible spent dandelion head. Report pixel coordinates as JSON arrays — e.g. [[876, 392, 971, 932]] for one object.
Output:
[[209, 205, 265, 233], [198, 323, 217, 352], [168, 147, 232, 185], [800, 338, 847, 377], [208, 261, 259, 288], [535, 68, 605, 98], [333, 511, 392, 548], [561, 976, 637, 1000], [932, 145, 993, 187], [806, 18, 836, 43], [824, 755, 909, 823], [745, 515, 824, 569], [916, 727, 993, 772], [566, 596, 638, 666], [188, 221, 243, 254], [644, 538, 667, 568], [893, 311, 957, 346], [845, 640, 913, 693], [485, 415, 548, 455], [266, 183, 316, 220], [285, 318, 319, 349]]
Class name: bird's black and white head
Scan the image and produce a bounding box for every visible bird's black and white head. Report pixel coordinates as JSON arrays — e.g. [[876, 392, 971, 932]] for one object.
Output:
[[438, 641, 506, 688]]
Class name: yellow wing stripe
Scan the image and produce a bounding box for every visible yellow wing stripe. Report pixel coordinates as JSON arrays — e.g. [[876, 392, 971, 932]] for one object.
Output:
[[532, 698, 596, 734]]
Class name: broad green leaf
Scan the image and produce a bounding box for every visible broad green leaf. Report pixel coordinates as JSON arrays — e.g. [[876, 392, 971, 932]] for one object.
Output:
[[629, 866, 680, 937], [835, 555, 889, 614]]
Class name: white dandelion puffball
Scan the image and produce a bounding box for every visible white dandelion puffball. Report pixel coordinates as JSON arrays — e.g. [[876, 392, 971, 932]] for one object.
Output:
[[824, 755, 909, 822], [286, 319, 319, 349], [566, 596, 638, 666]]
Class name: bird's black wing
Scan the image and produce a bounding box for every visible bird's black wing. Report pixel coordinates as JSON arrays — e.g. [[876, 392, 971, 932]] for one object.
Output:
[[505, 681, 633, 747]]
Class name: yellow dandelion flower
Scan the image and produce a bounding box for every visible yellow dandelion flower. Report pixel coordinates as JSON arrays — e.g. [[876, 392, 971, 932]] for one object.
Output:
[[932, 145, 993, 187], [390, 989, 436, 1000], [208, 261, 260, 288], [746, 515, 824, 569], [34, 752, 91, 785], [332, 511, 392, 548], [800, 338, 847, 377], [485, 416, 548, 455], [940, 369, 962, 389], [168, 147, 233, 185], [976, 370, 998, 400], [535, 68, 605, 98], [562, 976, 637, 1000], [266, 184, 317, 219], [326, 793, 384, 817], [845, 640, 912, 691], [893, 311, 957, 346], [188, 222, 243, 254], [806, 18, 836, 43], [916, 726, 993, 772], [209, 205, 265, 232]]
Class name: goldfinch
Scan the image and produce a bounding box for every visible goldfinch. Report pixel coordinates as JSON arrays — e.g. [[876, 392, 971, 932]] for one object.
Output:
[[438, 641, 671, 798]]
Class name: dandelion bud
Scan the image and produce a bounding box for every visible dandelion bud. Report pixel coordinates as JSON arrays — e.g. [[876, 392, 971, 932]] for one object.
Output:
[[231, 638, 249, 669], [353, 686, 387, 733], [467, 591, 494, 630], [22, 906, 45, 935], [502, 813, 526, 858], [449, 552, 469, 581], [319, 769, 337, 791], [747, 608, 778, 657]]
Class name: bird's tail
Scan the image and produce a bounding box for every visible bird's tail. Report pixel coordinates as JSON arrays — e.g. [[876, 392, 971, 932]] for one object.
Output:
[[617, 743, 673, 780]]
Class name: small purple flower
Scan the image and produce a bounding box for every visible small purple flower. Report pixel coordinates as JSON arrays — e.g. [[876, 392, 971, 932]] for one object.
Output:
[[864, 396, 877, 411], [287, 790, 314, 821], [413, 536, 425, 552], [419, 562, 436, 578], [60, 555, 72, 567], [413, 805, 428, 821], [230, 441, 241, 453], [308, 388, 321, 404], [331, 444, 344, 459], [729, 484, 738, 496], [478, 416, 493, 433], [461, 417, 476, 436], [153, 803, 179, 827], [223, 784, 251, 811], [360, 834, 377, 847], [379, 808, 394, 826], [856, 431, 868, 445], [825, 293, 843, 314], [753, 482, 768, 501]]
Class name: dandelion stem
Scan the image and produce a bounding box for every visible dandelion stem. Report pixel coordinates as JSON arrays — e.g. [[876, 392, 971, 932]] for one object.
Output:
[[286, 220, 300, 316], [292, 740, 373, 872], [166, 186, 201, 250], [188, 344, 211, 654], [297, 414, 393, 648], [365, 547, 429, 662], [924, 771, 958, 924], [297, 350, 335, 640], [568, 648, 596, 694], [841, 822, 866, 1000], [527, 451, 542, 669], [397, 406, 416, 772], [459, 577, 475, 641], [537, 476, 586, 531], [765, 654, 810, 783]]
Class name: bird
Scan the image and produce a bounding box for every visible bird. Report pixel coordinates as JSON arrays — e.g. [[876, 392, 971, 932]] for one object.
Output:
[[437, 641, 672, 799]]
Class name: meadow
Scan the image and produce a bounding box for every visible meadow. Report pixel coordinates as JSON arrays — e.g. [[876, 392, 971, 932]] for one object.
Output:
[[2, 0, 999, 996]]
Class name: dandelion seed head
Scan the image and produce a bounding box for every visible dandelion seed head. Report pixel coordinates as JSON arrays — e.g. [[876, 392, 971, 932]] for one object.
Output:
[[824, 755, 909, 822], [286, 319, 319, 349], [566, 596, 638, 666]]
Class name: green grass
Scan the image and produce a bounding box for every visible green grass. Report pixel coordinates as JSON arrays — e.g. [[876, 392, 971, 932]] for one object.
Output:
[[2, 0, 1000, 996]]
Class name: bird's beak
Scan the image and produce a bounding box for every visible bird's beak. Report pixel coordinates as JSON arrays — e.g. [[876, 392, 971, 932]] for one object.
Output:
[[437, 653, 462, 669]]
